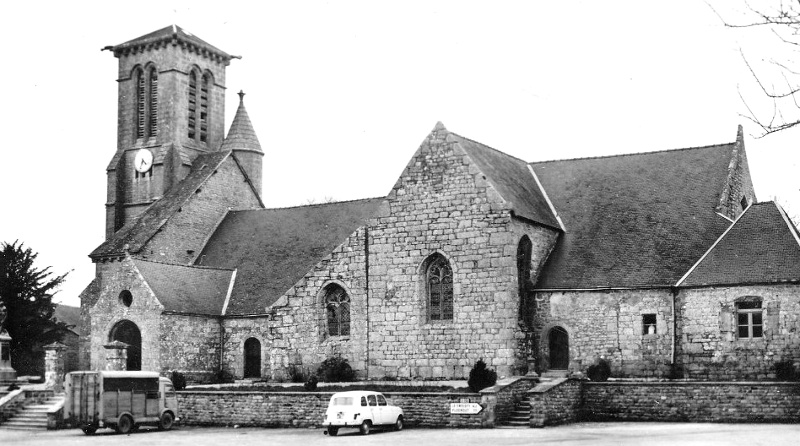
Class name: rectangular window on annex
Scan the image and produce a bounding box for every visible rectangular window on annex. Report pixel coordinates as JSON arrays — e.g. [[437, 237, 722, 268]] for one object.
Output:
[[642, 314, 657, 335], [737, 301, 763, 339]]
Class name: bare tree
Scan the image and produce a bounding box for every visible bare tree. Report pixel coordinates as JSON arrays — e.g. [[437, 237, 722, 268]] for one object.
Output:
[[711, 1, 800, 136]]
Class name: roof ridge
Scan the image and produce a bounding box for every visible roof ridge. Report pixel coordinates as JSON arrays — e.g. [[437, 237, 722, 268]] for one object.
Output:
[[449, 131, 529, 164], [529, 142, 736, 165], [133, 257, 235, 272], [230, 196, 385, 212]]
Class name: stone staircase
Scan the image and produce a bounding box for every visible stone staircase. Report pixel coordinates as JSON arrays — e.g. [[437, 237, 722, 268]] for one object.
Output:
[[1, 393, 64, 431], [501, 371, 570, 428], [503, 399, 532, 426]]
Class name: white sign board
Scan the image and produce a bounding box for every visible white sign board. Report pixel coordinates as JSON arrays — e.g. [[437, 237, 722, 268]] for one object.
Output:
[[450, 402, 483, 415]]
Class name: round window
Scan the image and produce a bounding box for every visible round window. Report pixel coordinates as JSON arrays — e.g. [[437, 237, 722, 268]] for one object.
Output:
[[119, 290, 133, 307]]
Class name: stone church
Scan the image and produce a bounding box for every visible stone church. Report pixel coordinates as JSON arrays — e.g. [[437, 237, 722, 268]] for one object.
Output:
[[79, 26, 800, 383]]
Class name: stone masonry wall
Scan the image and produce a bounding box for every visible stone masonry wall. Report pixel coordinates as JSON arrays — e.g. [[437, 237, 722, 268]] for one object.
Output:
[[84, 257, 164, 371], [114, 44, 227, 152], [177, 391, 484, 428], [533, 289, 673, 377], [361, 126, 559, 379], [260, 226, 369, 380], [222, 316, 276, 381], [676, 284, 800, 380], [159, 313, 221, 381], [528, 379, 582, 427], [584, 381, 800, 422]]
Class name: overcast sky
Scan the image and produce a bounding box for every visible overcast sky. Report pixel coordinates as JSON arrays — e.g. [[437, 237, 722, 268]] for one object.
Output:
[[1, 1, 799, 308]]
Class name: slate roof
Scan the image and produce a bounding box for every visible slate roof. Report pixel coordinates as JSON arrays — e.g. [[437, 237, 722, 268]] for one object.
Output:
[[197, 198, 384, 315], [105, 25, 233, 62], [678, 202, 800, 287], [134, 259, 234, 315], [531, 144, 735, 289], [221, 92, 262, 153], [91, 151, 232, 258], [449, 132, 560, 229], [54, 304, 80, 334]]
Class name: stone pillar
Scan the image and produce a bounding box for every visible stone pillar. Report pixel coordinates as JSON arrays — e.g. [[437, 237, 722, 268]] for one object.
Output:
[[104, 341, 129, 371], [44, 343, 66, 392], [526, 355, 539, 378]]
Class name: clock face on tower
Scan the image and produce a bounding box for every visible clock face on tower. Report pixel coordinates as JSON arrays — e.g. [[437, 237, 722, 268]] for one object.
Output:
[[134, 149, 154, 173]]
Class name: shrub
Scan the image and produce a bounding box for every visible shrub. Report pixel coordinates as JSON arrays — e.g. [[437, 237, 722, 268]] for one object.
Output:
[[775, 360, 798, 381], [304, 375, 319, 391], [587, 359, 611, 382], [170, 370, 187, 390], [467, 359, 497, 392], [317, 356, 355, 382], [288, 365, 307, 383], [215, 369, 235, 384]]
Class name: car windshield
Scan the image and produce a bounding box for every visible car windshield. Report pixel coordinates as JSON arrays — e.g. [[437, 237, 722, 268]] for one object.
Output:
[[332, 397, 353, 406]]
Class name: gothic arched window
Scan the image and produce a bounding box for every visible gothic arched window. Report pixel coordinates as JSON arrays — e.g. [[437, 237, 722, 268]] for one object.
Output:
[[426, 254, 453, 321], [324, 284, 350, 337]]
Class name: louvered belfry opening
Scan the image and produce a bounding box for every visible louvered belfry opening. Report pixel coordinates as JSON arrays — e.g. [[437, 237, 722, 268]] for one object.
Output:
[[200, 74, 209, 143], [136, 69, 145, 140], [134, 66, 158, 141], [188, 71, 197, 140], [148, 68, 158, 138]]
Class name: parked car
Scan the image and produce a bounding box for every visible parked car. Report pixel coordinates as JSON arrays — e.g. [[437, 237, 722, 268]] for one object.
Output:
[[323, 391, 404, 436]]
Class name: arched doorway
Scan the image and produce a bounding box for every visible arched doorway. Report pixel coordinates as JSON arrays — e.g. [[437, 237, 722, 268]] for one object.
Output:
[[243, 338, 261, 378], [109, 320, 142, 371], [548, 326, 569, 370]]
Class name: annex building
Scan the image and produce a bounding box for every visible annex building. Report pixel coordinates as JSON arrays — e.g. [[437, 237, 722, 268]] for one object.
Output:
[[79, 26, 800, 382]]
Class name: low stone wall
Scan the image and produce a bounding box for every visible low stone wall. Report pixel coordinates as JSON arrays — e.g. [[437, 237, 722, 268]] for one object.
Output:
[[584, 381, 800, 423], [177, 391, 484, 428], [0, 389, 25, 423], [528, 379, 582, 427]]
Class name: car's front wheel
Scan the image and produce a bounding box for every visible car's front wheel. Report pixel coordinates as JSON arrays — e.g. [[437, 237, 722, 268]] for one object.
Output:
[[395, 416, 404, 431], [158, 411, 174, 430], [359, 420, 371, 435], [327, 426, 339, 436]]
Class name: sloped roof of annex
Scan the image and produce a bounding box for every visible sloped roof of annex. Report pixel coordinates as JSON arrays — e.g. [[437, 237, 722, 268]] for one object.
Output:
[[677, 201, 800, 287]]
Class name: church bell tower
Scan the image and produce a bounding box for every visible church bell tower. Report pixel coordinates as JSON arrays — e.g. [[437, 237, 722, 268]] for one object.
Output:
[[102, 25, 238, 239]]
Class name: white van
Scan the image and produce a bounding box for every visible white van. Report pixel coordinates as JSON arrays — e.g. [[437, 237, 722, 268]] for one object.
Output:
[[323, 391, 404, 436]]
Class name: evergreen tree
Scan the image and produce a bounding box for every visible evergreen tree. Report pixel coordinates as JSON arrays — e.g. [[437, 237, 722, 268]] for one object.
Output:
[[0, 241, 71, 375]]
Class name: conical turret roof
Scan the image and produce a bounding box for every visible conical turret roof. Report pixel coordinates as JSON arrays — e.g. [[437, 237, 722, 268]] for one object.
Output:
[[221, 91, 262, 153]]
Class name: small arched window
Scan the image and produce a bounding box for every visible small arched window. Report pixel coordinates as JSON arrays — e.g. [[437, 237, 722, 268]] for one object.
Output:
[[324, 284, 350, 336], [517, 236, 533, 326], [426, 254, 453, 321]]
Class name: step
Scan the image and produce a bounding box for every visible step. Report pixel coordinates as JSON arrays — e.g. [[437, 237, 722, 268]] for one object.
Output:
[[2, 420, 49, 429]]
